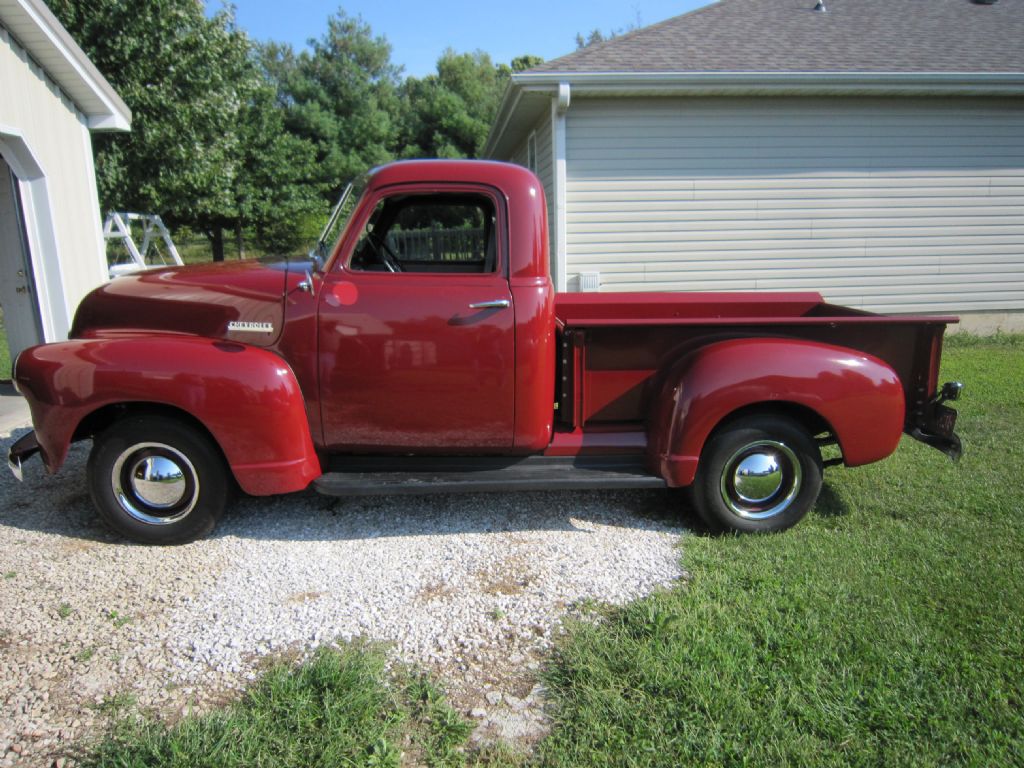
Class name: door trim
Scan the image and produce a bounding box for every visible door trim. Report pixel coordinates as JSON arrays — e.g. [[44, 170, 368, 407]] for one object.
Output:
[[0, 127, 70, 343]]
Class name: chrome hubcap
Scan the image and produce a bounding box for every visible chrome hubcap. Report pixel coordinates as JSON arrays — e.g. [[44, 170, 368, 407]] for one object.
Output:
[[130, 456, 187, 508], [732, 453, 785, 503], [111, 443, 198, 525], [720, 440, 802, 520]]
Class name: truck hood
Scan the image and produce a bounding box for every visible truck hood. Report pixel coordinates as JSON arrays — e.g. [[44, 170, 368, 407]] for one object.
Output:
[[70, 258, 302, 347]]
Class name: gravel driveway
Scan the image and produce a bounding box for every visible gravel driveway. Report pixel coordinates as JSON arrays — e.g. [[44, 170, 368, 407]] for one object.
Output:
[[0, 424, 686, 766]]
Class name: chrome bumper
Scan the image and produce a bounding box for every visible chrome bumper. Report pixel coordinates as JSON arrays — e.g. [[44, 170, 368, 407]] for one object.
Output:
[[7, 431, 40, 481]]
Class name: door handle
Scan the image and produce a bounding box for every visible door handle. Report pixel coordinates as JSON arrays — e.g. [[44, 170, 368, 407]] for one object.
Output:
[[468, 299, 510, 310]]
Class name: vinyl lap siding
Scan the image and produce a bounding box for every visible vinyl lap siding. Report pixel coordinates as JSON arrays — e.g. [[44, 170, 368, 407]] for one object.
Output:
[[509, 112, 555, 264], [536, 119, 554, 266], [565, 97, 1024, 313]]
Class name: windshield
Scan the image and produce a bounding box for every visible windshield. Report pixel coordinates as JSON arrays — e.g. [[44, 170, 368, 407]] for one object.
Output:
[[313, 175, 368, 268]]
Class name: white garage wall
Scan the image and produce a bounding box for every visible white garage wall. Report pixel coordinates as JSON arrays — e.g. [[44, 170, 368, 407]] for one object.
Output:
[[0, 25, 107, 340], [565, 96, 1024, 314]]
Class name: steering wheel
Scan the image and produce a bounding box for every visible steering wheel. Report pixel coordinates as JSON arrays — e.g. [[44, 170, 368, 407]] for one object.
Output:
[[367, 232, 402, 273]]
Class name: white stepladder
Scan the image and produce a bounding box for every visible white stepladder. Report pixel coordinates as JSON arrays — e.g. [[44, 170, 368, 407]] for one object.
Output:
[[103, 212, 184, 279]]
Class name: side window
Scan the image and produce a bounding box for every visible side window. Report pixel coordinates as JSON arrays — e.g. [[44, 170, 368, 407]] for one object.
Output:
[[349, 194, 497, 274]]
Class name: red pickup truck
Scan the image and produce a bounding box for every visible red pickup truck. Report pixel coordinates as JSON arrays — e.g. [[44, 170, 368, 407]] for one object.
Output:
[[9, 160, 962, 544]]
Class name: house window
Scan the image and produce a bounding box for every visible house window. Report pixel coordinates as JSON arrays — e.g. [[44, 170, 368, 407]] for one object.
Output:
[[349, 193, 497, 274], [527, 131, 538, 173]]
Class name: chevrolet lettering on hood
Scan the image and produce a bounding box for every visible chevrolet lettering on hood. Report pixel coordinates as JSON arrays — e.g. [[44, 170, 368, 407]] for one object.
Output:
[[228, 321, 274, 333]]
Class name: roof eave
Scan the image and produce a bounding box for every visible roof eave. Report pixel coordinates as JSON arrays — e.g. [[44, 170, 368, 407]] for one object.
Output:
[[484, 81, 565, 159], [483, 82, 522, 159], [86, 112, 131, 132], [1, 0, 131, 132]]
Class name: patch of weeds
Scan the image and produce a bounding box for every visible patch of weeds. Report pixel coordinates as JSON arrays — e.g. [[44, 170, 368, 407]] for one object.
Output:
[[79, 642, 479, 767], [106, 610, 132, 628], [75, 647, 96, 663], [82, 644, 414, 768], [96, 692, 137, 716], [57, 603, 73, 619], [469, 741, 532, 767], [572, 596, 604, 616], [489, 607, 506, 621], [364, 737, 401, 768], [403, 672, 472, 767], [3, 571, 15, 580]]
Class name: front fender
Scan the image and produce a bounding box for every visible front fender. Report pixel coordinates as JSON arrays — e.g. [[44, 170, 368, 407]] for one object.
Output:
[[13, 335, 321, 495], [648, 338, 905, 487]]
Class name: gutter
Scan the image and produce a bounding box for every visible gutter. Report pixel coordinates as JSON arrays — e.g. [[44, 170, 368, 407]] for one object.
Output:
[[511, 70, 1024, 96]]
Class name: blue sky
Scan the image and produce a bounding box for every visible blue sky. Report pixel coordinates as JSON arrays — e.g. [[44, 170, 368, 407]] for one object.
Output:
[[207, 1, 709, 77]]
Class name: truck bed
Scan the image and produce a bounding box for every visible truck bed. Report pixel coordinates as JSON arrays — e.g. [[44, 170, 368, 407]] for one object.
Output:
[[554, 291, 957, 432]]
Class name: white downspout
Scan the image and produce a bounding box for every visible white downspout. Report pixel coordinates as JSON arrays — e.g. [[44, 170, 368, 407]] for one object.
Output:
[[550, 82, 570, 292]]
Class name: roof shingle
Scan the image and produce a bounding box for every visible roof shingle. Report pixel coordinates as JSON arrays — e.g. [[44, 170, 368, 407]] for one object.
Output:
[[532, 0, 1024, 74]]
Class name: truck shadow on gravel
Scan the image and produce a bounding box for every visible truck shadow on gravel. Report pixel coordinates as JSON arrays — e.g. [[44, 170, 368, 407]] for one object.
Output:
[[217, 486, 689, 543], [0, 432, 849, 544], [0, 432, 701, 544]]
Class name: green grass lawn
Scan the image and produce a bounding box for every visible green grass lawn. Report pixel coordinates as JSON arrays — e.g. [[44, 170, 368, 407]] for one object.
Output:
[[80, 336, 1024, 767], [536, 337, 1024, 767], [0, 307, 10, 379], [84, 644, 472, 768]]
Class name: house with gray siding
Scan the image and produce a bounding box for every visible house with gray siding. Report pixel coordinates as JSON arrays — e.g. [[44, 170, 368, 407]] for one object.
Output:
[[0, 0, 130, 361], [485, 0, 1024, 331]]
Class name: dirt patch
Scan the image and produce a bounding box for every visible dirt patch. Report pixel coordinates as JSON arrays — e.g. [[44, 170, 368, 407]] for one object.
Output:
[[284, 591, 325, 604], [416, 582, 456, 601], [478, 554, 536, 596]]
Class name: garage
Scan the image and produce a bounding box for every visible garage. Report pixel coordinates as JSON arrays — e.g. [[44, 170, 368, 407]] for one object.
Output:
[[0, 0, 130, 363]]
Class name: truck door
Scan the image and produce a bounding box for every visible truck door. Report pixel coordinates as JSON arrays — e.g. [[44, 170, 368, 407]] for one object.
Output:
[[317, 184, 515, 451]]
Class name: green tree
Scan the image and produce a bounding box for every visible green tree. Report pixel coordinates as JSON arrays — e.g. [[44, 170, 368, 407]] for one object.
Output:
[[262, 11, 401, 202], [575, 12, 643, 49], [399, 50, 512, 159], [234, 86, 321, 254], [512, 54, 545, 72], [575, 29, 608, 49], [48, 0, 319, 259]]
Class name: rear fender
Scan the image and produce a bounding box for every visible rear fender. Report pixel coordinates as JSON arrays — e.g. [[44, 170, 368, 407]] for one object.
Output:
[[13, 335, 321, 495], [648, 338, 905, 487]]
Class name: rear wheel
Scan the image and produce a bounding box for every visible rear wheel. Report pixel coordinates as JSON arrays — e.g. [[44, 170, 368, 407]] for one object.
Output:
[[690, 415, 823, 533], [87, 415, 229, 544]]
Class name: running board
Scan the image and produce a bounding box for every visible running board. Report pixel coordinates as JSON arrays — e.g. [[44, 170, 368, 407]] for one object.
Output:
[[313, 455, 666, 497]]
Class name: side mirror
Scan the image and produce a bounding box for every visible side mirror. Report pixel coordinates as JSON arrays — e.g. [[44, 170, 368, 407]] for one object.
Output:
[[308, 244, 325, 273], [297, 268, 315, 295]]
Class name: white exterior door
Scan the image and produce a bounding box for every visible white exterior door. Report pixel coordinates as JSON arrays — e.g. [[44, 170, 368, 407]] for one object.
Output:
[[0, 158, 43, 362]]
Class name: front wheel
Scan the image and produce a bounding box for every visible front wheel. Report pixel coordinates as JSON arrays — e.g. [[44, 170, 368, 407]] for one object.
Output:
[[87, 415, 229, 544], [690, 415, 823, 533]]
